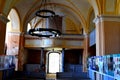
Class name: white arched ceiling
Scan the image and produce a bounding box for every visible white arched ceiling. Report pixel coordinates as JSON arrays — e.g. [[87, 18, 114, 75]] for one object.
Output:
[[0, 0, 93, 34], [88, 0, 99, 17], [88, 0, 118, 16], [0, 0, 19, 15], [66, 0, 91, 21], [24, 3, 83, 25], [25, 3, 84, 34], [2, 0, 119, 34], [14, 0, 92, 34], [1, 0, 120, 34], [14, 0, 39, 22]]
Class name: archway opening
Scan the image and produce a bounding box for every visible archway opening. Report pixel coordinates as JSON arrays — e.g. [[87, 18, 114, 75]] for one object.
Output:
[[48, 52, 60, 73], [5, 8, 20, 70]]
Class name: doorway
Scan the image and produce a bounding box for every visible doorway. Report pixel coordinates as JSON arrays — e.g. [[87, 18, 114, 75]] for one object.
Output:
[[48, 52, 60, 73]]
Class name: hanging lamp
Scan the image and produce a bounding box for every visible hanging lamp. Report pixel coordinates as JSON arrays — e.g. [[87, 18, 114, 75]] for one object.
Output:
[[28, 0, 62, 38]]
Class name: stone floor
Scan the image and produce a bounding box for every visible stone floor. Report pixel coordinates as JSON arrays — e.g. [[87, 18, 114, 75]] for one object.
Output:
[[9, 73, 91, 80], [9, 78, 91, 80], [46, 74, 56, 79]]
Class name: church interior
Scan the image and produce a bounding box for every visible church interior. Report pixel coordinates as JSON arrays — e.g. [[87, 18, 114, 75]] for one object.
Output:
[[0, 0, 120, 80]]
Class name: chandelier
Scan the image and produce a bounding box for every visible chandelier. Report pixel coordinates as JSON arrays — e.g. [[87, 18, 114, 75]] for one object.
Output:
[[28, 0, 62, 38]]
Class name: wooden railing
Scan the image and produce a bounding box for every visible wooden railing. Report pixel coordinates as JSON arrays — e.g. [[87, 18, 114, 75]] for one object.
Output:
[[24, 34, 85, 49]]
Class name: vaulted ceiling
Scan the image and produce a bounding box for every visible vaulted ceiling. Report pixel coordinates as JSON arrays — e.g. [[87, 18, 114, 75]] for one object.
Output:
[[0, 0, 120, 34]]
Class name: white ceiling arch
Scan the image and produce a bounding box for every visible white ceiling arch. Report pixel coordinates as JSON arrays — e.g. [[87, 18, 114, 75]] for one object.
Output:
[[0, 0, 94, 34], [23, 3, 87, 33]]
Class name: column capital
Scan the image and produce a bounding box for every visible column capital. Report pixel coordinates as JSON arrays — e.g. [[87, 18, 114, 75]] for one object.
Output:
[[0, 13, 9, 23], [93, 15, 120, 24], [84, 33, 89, 38]]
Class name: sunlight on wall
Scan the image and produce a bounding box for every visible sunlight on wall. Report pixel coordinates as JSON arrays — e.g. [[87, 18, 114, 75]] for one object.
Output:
[[27, 23, 31, 32], [49, 53, 60, 73], [6, 16, 11, 43]]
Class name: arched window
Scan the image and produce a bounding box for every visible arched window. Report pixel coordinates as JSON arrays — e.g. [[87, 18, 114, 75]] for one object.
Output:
[[47, 51, 62, 73], [6, 8, 20, 70]]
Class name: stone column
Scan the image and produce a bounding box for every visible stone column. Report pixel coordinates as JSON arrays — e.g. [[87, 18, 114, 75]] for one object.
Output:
[[83, 34, 89, 72], [18, 32, 25, 71], [0, 13, 9, 54], [62, 48, 65, 72], [40, 48, 45, 71], [94, 15, 120, 56], [41, 48, 44, 65]]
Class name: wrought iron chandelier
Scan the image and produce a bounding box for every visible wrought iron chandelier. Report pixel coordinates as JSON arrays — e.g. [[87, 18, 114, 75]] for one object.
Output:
[[28, 0, 62, 38]]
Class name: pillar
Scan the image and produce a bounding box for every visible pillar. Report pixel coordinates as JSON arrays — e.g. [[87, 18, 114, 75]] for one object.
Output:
[[62, 48, 65, 72], [40, 48, 45, 71], [41, 48, 44, 65], [0, 13, 9, 54], [18, 32, 25, 71], [94, 15, 120, 56], [83, 34, 89, 72]]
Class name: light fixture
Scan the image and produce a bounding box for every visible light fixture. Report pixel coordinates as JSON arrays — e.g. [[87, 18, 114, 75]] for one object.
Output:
[[28, 0, 62, 38]]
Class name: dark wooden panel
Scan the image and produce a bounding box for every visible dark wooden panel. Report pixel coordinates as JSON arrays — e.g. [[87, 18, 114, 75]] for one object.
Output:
[[27, 50, 46, 64], [64, 49, 83, 64]]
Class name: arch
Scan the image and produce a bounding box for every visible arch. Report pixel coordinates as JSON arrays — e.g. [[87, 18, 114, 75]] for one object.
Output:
[[46, 50, 62, 73], [87, 7, 95, 33], [6, 8, 21, 70], [6, 8, 20, 32], [23, 3, 87, 34], [88, 0, 100, 17], [27, 15, 82, 34]]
